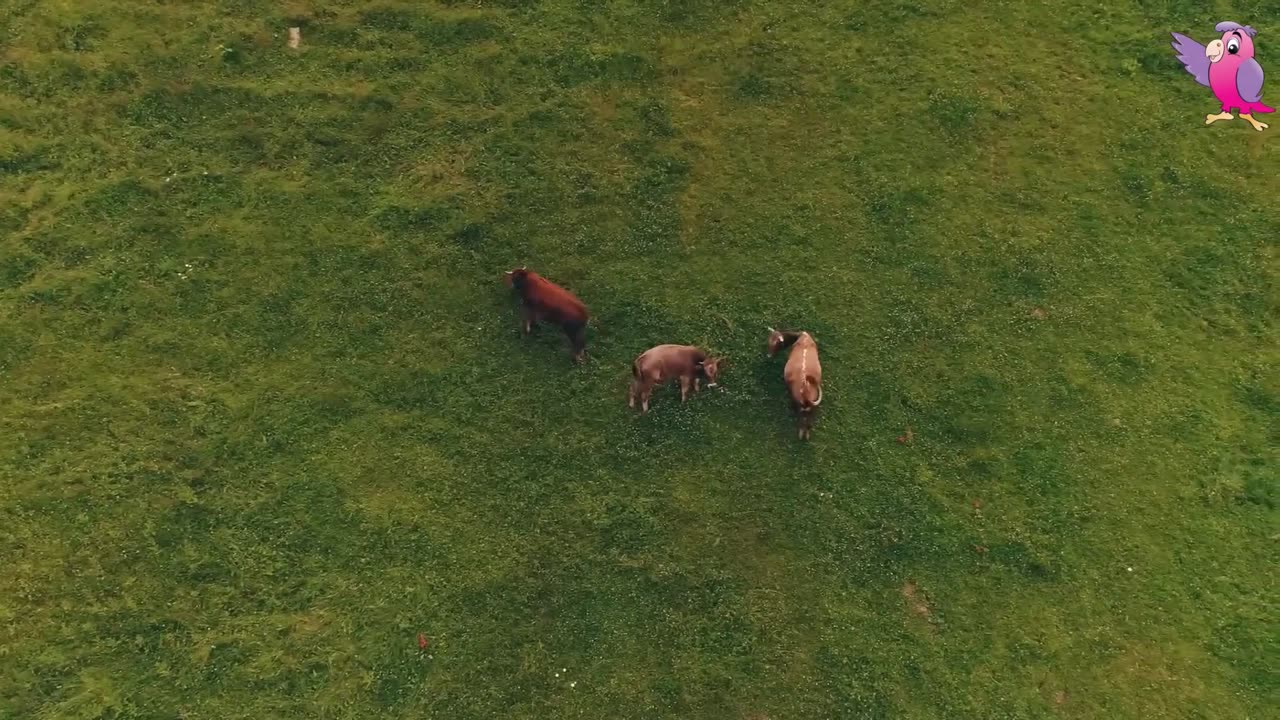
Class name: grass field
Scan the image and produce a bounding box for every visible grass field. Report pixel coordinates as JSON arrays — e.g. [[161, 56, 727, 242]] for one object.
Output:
[[1, 0, 1277, 717]]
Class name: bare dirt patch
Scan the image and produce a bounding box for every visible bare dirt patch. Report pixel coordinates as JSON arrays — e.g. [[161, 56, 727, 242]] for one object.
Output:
[[901, 580, 932, 620]]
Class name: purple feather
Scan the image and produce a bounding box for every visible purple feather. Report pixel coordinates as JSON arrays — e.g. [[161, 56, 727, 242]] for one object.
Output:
[[1237, 58, 1266, 103], [1171, 32, 1211, 87], [1215, 21, 1257, 38]]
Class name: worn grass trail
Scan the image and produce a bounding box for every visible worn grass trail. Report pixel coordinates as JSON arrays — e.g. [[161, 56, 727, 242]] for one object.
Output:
[[1, 1, 1276, 718]]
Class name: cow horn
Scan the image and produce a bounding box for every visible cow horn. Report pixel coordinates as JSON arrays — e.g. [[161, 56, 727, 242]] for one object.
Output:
[[767, 326, 775, 333], [505, 270, 513, 275]]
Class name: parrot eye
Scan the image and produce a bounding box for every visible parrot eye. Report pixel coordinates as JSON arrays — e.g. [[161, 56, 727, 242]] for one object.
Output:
[[1227, 38, 1240, 54]]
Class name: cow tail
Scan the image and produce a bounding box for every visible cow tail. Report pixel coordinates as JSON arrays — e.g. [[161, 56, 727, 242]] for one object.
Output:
[[800, 380, 822, 412]]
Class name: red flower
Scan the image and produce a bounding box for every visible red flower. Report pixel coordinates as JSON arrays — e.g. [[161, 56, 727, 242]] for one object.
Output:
[[417, 633, 428, 650]]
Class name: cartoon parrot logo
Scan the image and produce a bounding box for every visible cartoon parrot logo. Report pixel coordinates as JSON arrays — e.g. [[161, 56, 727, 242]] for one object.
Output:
[[1171, 21, 1272, 131]]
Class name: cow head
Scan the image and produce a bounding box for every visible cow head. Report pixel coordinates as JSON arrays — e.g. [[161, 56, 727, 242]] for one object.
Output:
[[766, 327, 786, 357], [503, 266, 529, 288], [698, 357, 723, 387]]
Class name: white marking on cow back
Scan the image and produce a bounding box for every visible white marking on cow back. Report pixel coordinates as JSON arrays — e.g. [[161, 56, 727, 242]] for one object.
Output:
[[794, 333, 819, 406], [796, 332, 813, 376]]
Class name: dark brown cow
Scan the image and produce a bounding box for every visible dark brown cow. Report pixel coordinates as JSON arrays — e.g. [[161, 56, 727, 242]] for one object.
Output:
[[767, 328, 823, 439], [504, 266, 589, 363], [628, 344, 722, 413]]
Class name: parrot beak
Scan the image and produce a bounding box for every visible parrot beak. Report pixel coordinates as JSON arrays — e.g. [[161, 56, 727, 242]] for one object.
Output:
[[1205, 38, 1224, 63]]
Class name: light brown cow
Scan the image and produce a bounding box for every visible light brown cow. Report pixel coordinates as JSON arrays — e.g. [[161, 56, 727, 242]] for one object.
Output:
[[628, 344, 722, 413], [767, 328, 823, 439]]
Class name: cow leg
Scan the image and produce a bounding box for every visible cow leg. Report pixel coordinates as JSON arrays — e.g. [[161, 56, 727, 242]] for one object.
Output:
[[789, 398, 805, 439], [519, 305, 536, 335], [798, 409, 815, 440], [639, 377, 659, 413], [629, 378, 649, 409], [629, 362, 643, 408], [567, 324, 587, 364], [694, 378, 701, 394], [679, 376, 690, 402]]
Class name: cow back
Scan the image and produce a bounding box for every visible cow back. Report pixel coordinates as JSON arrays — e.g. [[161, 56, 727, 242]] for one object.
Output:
[[637, 344, 703, 379], [521, 272, 589, 325], [784, 337, 821, 403]]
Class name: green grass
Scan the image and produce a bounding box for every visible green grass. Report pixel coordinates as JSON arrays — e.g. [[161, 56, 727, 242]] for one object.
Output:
[[1, 0, 1277, 717]]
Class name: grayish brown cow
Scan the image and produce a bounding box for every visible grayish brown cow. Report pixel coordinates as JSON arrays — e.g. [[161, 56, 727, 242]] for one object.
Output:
[[767, 328, 823, 439], [628, 344, 723, 413]]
